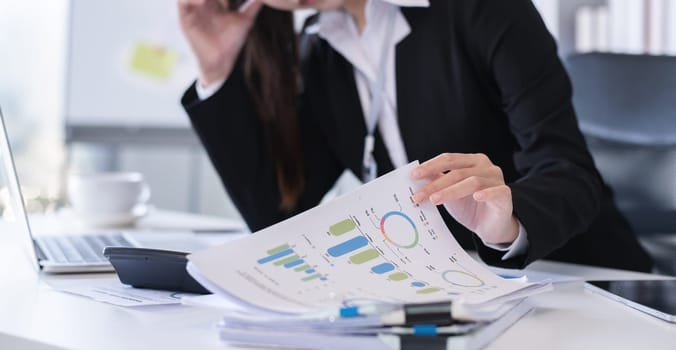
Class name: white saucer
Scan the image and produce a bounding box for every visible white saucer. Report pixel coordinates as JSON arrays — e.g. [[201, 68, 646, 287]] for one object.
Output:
[[77, 205, 150, 228]]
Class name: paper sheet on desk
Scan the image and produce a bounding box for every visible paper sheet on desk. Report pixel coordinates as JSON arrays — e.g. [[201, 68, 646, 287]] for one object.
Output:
[[49, 279, 199, 307], [488, 267, 580, 284], [188, 162, 552, 314]]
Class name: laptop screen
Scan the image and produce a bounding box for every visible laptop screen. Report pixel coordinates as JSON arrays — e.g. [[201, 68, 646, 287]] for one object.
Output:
[[0, 107, 40, 269]]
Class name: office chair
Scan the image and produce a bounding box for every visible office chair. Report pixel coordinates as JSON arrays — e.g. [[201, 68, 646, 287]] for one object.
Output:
[[565, 53, 676, 275]]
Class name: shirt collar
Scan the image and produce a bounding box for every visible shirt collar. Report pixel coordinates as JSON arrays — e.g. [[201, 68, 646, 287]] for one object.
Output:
[[314, 0, 430, 39], [315, 0, 428, 83]]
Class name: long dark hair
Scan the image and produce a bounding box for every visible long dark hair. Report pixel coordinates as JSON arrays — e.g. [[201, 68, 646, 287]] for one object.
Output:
[[235, 3, 304, 211]]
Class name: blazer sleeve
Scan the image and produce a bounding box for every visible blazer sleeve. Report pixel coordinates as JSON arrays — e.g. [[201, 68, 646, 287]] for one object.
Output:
[[181, 59, 344, 232], [466, 0, 604, 267]]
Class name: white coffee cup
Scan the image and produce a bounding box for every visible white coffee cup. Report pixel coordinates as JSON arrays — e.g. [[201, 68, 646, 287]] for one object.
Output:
[[67, 172, 151, 227]]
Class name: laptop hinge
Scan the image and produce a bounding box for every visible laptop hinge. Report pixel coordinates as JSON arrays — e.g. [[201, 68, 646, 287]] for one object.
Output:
[[32, 238, 47, 261]]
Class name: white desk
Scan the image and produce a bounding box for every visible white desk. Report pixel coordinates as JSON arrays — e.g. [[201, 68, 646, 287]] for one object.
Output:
[[1, 210, 674, 350]]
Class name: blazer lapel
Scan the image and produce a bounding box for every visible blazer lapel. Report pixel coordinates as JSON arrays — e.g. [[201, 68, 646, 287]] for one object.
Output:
[[397, 6, 455, 164], [322, 49, 368, 175], [396, 8, 425, 164], [322, 48, 397, 177]]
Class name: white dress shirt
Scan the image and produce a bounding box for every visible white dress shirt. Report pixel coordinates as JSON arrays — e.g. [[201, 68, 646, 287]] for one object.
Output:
[[196, 0, 528, 260]]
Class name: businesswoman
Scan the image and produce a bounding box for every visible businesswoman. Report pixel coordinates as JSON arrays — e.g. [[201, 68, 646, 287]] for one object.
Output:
[[179, 0, 653, 272]]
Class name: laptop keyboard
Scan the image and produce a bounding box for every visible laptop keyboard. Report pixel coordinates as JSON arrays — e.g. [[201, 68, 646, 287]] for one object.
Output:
[[36, 233, 135, 264]]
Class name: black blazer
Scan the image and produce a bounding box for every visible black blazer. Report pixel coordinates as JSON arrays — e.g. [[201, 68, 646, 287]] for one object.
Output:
[[182, 0, 653, 272]]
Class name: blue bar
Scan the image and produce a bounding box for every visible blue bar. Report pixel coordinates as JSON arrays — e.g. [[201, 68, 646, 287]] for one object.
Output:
[[411, 281, 426, 287], [305, 269, 316, 274], [320, 277, 328, 281], [340, 306, 359, 318], [327, 236, 369, 257], [257, 249, 294, 264], [413, 324, 437, 336], [284, 259, 305, 268], [371, 262, 395, 274]]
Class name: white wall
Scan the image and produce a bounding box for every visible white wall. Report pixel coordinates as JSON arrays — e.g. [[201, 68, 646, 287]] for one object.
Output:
[[544, 0, 676, 55], [0, 1, 69, 206], [608, 0, 644, 53], [668, 1, 676, 54]]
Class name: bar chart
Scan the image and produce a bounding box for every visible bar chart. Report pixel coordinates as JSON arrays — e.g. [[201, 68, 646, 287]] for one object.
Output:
[[327, 236, 368, 257], [329, 219, 356, 236], [257, 243, 327, 282], [325, 216, 444, 296], [370, 262, 395, 274], [326, 234, 381, 266]]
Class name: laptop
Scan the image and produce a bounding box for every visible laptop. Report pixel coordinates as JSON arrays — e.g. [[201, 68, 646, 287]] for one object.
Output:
[[0, 106, 223, 273], [0, 106, 144, 273]]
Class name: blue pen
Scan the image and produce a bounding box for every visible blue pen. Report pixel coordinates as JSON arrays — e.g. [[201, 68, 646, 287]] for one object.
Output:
[[338, 303, 399, 318], [339, 301, 473, 326], [385, 323, 480, 336]]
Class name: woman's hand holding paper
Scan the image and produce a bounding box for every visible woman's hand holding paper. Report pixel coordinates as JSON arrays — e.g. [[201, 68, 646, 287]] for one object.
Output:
[[411, 153, 519, 246]]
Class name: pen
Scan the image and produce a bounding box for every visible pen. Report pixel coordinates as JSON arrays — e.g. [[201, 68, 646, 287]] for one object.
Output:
[[385, 323, 480, 336], [338, 301, 474, 326], [339, 303, 399, 318], [380, 301, 474, 326]]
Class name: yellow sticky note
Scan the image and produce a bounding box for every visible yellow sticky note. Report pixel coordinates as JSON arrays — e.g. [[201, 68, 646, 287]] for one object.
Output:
[[129, 42, 179, 80]]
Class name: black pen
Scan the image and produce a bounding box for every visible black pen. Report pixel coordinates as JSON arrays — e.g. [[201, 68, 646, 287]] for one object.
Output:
[[380, 301, 474, 326]]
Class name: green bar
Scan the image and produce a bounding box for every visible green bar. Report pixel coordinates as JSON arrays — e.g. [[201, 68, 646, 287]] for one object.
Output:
[[294, 264, 310, 272], [267, 244, 290, 255], [416, 287, 442, 295], [329, 219, 356, 236], [349, 249, 380, 264], [274, 255, 299, 266], [302, 274, 321, 282], [388, 272, 408, 281]]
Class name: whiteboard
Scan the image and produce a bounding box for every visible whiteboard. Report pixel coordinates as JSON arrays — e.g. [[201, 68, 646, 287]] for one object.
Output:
[[66, 0, 198, 128]]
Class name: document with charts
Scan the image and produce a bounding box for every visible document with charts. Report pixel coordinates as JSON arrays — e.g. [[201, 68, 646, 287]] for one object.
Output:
[[187, 162, 548, 314]]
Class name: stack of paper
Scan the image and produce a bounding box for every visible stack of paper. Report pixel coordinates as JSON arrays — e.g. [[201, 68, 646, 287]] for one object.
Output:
[[214, 299, 533, 350], [187, 162, 551, 349]]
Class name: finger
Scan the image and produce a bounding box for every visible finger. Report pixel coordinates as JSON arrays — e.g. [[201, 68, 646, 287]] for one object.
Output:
[[429, 176, 491, 205], [413, 167, 498, 203], [239, 0, 263, 17], [238, 0, 257, 12], [412, 153, 490, 180], [473, 185, 512, 203], [413, 168, 472, 202], [412, 154, 476, 179]]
